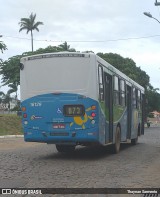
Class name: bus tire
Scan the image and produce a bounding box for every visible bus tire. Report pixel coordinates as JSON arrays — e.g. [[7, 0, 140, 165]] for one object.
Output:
[[112, 126, 121, 154], [131, 134, 138, 145], [56, 144, 75, 153], [138, 124, 141, 136], [131, 124, 140, 145]]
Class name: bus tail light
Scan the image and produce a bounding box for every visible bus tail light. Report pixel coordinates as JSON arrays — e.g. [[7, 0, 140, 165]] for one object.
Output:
[[23, 113, 27, 118], [91, 105, 96, 110], [22, 107, 26, 112], [91, 112, 96, 117]]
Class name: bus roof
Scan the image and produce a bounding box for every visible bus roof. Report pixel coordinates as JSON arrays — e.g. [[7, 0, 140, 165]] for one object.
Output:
[[20, 51, 91, 61]]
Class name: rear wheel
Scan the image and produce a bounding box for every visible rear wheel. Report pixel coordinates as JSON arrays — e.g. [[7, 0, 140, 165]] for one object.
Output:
[[56, 144, 75, 153], [112, 126, 121, 154], [131, 125, 139, 145], [131, 134, 138, 145], [131, 136, 138, 145]]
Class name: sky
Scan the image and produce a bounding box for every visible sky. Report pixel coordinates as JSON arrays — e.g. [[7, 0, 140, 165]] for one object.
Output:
[[0, 0, 160, 99]]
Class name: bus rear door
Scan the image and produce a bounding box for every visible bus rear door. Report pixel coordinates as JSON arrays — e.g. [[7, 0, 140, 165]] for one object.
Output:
[[127, 85, 132, 139], [104, 73, 113, 143]]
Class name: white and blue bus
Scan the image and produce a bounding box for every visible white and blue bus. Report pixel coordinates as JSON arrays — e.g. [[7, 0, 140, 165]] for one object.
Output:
[[20, 52, 145, 153]]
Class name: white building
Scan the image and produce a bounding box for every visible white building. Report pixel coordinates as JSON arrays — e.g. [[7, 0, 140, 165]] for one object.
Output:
[[0, 98, 18, 111]]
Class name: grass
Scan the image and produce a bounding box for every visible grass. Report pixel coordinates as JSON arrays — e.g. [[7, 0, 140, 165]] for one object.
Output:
[[0, 114, 23, 136]]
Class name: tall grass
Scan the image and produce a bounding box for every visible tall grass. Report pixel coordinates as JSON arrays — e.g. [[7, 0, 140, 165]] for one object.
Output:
[[0, 114, 23, 136]]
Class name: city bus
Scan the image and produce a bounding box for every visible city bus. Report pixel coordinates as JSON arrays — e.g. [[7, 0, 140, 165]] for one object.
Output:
[[20, 52, 145, 153]]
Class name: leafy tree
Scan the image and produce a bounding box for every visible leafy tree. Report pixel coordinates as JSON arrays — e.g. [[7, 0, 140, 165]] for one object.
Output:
[[0, 38, 7, 65], [0, 91, 5, 103], [7, 83, 19, 99], [22, 43, 76, 56], [22, 45, 62, 56], [97, 52, 150, 89], [0, 55, 22, 86], [2, 92, 12, 105], [0, 40, 7, 53], [19, 13, 43, 52], [145, 85, 160, 113]]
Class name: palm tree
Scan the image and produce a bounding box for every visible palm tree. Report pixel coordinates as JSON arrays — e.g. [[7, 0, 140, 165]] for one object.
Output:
[[7, 83, 18, 100], [3, 92, 12, 105], [19, 13, 43, 52], [59, 42, 70, 51], [59, 41, 76, 52]]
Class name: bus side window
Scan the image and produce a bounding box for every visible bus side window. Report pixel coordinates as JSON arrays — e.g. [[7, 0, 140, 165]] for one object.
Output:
[[114, 76, 120, 105], [120, 79, 126, 106], [132, 87, 136, 108], [137, 90, 141, 110], [98, 65, 104, 101]]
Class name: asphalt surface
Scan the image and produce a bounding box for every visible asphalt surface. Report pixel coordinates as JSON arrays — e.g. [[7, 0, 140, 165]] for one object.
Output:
[[0, 127, 160, 197]]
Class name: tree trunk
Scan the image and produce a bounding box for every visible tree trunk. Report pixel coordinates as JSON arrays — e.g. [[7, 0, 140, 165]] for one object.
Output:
[[31, 30, 33, 52]]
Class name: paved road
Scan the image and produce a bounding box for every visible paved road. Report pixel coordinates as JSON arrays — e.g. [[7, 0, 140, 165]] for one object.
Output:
[[0, 127, 160, 197]]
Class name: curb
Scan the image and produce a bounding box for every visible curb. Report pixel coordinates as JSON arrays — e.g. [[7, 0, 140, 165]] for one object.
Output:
[[0, 135, 23, 139]]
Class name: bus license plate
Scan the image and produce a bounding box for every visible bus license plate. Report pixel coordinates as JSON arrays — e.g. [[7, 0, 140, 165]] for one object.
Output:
[[53, 124, 65, 129]]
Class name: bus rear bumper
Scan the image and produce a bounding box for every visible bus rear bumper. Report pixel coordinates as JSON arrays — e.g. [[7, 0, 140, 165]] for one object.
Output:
[[24, 127, 99, 145]]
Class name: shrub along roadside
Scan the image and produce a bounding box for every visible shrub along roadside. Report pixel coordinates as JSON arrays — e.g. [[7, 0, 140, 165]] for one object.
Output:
[[0, 114, 23, 136]]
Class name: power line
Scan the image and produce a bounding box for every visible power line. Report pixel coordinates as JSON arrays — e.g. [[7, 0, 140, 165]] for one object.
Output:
[[1, 34, 160, 43]]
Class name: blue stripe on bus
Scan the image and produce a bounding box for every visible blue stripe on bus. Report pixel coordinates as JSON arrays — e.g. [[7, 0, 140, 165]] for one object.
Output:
[[21, 93, 101, 144]]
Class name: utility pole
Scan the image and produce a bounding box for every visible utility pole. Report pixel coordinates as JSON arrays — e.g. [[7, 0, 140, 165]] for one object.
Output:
[[155, 0, 160, 6]]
